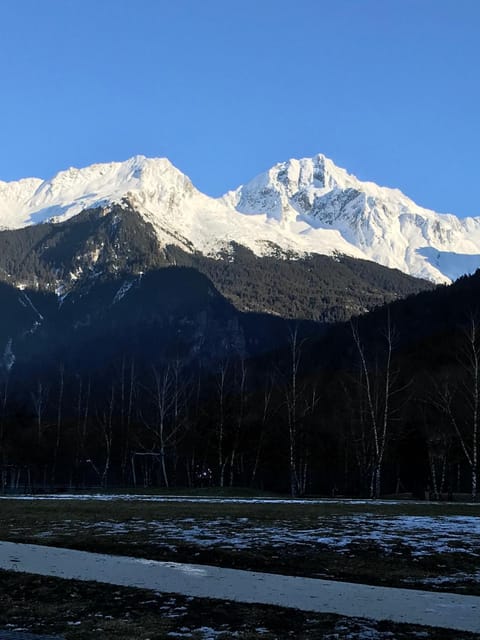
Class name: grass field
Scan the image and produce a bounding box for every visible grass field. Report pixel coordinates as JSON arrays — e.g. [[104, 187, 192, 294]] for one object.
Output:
[[0, 494, 479, 639], [1, 495, 479, 593]]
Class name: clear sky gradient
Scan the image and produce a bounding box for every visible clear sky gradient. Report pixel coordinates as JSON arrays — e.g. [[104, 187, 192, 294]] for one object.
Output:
[[0, 0, 479, 217]]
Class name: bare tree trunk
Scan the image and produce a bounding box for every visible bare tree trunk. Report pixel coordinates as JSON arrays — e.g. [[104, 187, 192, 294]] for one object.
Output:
[[74, 377, 90, 488], [251, 378, 272, 486], [160, 446, 168, 488], [153, 366, 171, 488], [88, 384, 114, 488], [0, 372, 9, 494], [434, 317, 479, 501], [229, 358, 247, 487], [131, 454, 137, 488], [216, 361, 228, 488], [286, 327, 302, 497], [52, 364, 64, 486], [31, 380, 48, 447], [470, 319, 479, 500]]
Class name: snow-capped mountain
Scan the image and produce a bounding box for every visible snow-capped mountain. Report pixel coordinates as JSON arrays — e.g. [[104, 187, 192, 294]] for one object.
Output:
[[1, 153, 479, 283], [226, 155, 480, 283]]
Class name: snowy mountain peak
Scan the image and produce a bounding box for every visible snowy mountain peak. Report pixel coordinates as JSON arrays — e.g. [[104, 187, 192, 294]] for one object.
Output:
[[232, 153, 409, 217], [227, 153, 480, 283], [1, 153, 480, 284], [0, 156, 198, 230]]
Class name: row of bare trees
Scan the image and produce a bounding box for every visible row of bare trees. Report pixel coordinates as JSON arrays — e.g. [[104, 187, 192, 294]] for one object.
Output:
[[428, 317, 479, 500], [347, 312, 479, 500], [0, 317, 478, 499]]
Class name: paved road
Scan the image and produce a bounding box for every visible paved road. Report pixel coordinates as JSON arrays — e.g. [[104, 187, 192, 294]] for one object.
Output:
[[0, 541, 479, 633]]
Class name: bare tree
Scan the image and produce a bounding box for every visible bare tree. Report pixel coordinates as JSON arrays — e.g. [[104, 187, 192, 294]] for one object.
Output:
[[51, 364, 64, 484], [229, 357, 247, 487], [140, 364, 188, 488], [0, 370, 9, 493], [285, 326, 302, 496], [428, 431, 449, 500], [416, 394, 450, 500], [251, 373, 273, 486], [433, 317, 479, 500], [215, 360, 229, 488], [284, 327, 318, 496], [342, 375, 374, 495], [87, 384, 115, 488], [119, 357, 136, 483], [72, 375, 90, 488], [184, 367, 203, 488], [152, 365, 174, 487], [351, 311, 397, 499], [31, 380, 48, 446]]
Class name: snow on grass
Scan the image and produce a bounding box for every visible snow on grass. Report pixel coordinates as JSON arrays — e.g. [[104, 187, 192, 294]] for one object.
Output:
[[15, 512, 479, 559], [3, 496, 479, 560], [1, 494, 393, 503], [420, 570, 480, 586]]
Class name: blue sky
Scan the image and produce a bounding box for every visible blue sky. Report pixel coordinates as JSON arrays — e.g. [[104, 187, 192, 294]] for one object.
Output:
[[0, 0, 479, 217]]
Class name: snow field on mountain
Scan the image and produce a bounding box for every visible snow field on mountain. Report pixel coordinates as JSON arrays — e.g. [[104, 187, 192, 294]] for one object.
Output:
[[1, 153, 480, 283]]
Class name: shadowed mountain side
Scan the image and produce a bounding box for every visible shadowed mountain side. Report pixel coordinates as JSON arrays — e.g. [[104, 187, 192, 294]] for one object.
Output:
[[0, 204, 434, 323], [0, 267, 322, 382]]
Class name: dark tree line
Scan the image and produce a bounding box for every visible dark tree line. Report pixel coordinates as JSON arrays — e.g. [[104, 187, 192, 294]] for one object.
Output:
[[1, 309, 478, 500]]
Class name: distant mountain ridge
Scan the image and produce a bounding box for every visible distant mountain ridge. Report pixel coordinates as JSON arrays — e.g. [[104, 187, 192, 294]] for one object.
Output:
[[1, 153, 480, 283]]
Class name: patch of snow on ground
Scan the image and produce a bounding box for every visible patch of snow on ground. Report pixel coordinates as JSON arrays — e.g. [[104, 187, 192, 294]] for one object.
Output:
[[86, 514, 480, 557], [0, 494, 445, 505], [12, 511, 480, 561]]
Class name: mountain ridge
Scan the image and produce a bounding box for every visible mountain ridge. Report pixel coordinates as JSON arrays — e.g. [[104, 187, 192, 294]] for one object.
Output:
[[1, 153, 479, 283]]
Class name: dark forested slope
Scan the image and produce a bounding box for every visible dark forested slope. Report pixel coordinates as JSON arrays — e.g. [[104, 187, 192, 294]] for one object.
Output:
[[0, 204, 433, 323]]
